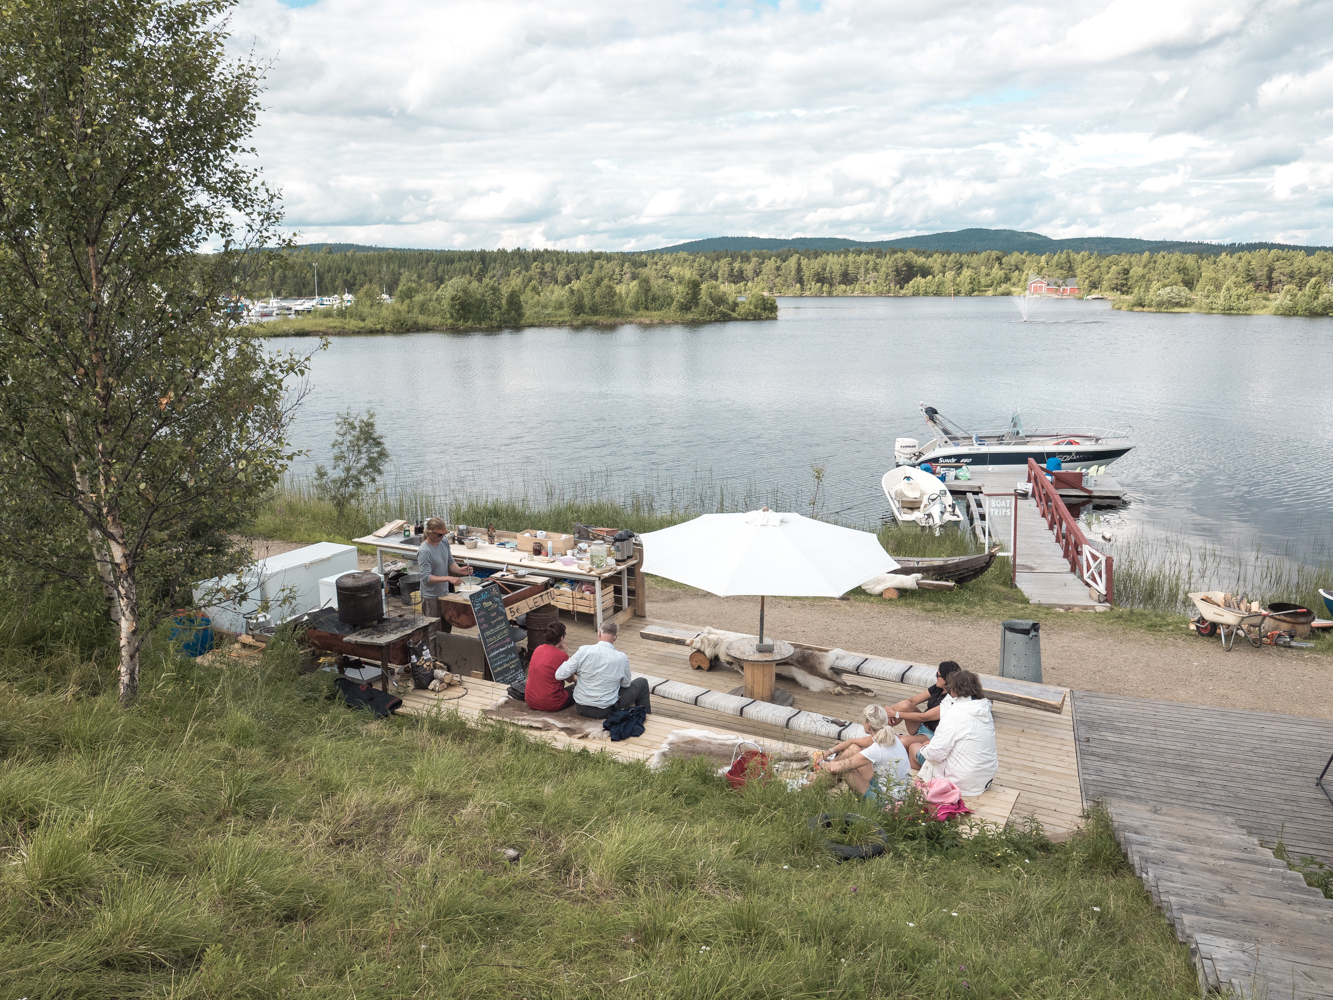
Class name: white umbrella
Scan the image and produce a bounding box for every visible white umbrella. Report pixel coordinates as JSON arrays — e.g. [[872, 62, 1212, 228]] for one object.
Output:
[[638, 509, 898, 648]]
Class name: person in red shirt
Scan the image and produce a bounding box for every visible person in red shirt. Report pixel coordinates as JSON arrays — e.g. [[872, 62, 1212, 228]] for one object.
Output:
[[516, 622, 573, 712]]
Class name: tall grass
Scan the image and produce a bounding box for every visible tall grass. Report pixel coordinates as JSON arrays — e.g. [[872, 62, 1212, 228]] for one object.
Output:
[[0, 585, 1200, 998], [250, 470, 813, 546], [1111, 531, 1333, 614]]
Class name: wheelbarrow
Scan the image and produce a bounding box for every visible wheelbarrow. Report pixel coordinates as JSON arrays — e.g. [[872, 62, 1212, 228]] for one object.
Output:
[[1188, 591, 1271, 651]]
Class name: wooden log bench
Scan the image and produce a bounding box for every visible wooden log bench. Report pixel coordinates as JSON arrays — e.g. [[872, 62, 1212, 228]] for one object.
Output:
[[639, 624, 1068, 714]]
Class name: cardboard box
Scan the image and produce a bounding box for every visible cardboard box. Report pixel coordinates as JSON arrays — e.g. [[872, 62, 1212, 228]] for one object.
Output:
[[516, 530, 575, 555]]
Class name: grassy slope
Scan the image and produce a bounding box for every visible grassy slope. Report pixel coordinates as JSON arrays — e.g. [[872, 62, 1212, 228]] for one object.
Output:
[[0, 590, 1198, 999]]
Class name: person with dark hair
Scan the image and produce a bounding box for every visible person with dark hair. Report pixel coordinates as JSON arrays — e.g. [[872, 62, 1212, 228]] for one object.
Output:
[[507, 621, 573, 712], [886, 660, 960, 760], [915, 669, 998, 797], [556, 621, 651, 718]]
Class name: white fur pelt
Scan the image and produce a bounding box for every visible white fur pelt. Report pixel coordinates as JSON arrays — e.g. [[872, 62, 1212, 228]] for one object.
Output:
[[861, 573, 923, 596], [647, 727, 811, 771], [687, 627, 873, 696]]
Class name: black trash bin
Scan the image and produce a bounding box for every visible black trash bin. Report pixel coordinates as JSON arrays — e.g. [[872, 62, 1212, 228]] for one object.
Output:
[[1000, 619, 1042, 683]]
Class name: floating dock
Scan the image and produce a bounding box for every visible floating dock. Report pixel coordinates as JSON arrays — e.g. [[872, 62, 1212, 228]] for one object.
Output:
[[944, 468, 1128, 504]]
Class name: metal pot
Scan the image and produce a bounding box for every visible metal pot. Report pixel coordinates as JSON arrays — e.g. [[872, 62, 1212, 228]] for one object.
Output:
[[335, 571, 383, 625]]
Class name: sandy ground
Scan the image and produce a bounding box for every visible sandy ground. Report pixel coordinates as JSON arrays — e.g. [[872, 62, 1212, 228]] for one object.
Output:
[[246, 538, 1333, 720]]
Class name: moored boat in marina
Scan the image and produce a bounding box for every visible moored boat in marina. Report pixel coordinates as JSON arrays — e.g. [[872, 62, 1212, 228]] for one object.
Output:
[[881, 466, 962, 531], [895, 404, 1134, 471]]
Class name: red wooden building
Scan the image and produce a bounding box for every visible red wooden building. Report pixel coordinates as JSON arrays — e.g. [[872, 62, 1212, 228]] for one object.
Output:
[[1027, 277, 1080, 296]]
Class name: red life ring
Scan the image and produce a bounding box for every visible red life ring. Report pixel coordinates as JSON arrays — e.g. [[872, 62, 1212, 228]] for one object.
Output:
[[1053, 438, 1081, 446]]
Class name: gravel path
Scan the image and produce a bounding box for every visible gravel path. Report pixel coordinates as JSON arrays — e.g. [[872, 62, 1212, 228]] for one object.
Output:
[[648, 586, 1333, 720]]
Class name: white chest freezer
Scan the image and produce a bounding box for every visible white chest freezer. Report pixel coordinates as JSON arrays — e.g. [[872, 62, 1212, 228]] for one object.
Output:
[[194, 542, 359, 633]]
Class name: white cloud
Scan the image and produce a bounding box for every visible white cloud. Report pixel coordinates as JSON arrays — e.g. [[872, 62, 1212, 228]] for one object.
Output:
[[231, 0, 1333, 248]]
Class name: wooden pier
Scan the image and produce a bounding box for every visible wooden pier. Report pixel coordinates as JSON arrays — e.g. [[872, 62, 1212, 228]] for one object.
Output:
[[945, 468, 1128, 505], [1075, 693, 1333, 998], [1013, 496, 1110, 609]]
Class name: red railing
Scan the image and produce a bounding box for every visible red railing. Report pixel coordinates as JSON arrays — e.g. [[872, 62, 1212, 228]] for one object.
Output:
[[1026, 459, 1114, 604]]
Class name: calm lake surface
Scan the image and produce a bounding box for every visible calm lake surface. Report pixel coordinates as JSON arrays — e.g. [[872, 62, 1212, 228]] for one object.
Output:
[[266, 296, 1333, 556]]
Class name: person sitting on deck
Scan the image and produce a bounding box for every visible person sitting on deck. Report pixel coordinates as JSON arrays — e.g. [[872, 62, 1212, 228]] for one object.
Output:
[[555, 621, 652, 719], [886, 660, 960, 762], [818, 705, 912, 801], [507, 621, 573, 712], [913, 669, 998, 797]]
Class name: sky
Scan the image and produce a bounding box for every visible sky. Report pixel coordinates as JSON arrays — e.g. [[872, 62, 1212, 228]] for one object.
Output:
[[230, 0, 1333, 250]]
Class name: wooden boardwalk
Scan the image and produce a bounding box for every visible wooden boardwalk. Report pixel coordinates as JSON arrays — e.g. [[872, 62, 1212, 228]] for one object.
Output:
[[1073, 692, 1333, 866], [1075, 692, 1333, 999], [1014, 496, 1108, 609], [1105, 799, 1333, 998]]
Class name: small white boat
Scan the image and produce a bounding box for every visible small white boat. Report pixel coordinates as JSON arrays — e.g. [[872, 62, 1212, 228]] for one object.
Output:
[[881, 467, 962, 531]]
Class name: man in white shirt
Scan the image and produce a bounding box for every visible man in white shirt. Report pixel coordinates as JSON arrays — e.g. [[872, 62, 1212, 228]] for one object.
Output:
[[554, 621, 651, 718]]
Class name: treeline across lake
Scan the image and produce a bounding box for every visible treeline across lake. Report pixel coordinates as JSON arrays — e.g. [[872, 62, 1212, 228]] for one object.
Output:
[[245, 244, 1333, 331], [246, 248, 777, 333]]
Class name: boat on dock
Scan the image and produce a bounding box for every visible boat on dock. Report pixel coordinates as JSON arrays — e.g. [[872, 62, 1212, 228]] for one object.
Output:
[[889, 548, 1000, 584], [895, 404, 1134, 471], [881, 466, 962, 531]]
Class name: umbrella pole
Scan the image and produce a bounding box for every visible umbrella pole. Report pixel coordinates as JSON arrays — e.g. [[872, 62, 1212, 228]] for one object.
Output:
[[757, 596, 773, 653]]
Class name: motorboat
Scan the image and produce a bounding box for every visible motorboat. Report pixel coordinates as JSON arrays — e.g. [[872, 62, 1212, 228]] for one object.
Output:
[[894, 404, 1134, 471], [881, 466, 962, 531]]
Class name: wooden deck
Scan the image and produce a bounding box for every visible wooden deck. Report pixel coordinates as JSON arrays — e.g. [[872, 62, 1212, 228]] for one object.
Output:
[[1073, 692, 1333, 866], [1105, 799, 1333, 998], [395, 674, 1019, 827], [1013, 497, 1109, 609], [946, 469, 1128, 504], [541, 616, 1082, 838], [1075, 692, 1333, 999]]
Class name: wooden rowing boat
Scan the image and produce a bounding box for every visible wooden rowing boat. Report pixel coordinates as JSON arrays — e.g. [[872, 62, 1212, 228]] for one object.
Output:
[[889, 547, 999, 584]]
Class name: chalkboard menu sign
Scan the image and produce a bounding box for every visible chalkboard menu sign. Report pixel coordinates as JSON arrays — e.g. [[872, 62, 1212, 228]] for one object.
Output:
[[468, 588, 525, 686]]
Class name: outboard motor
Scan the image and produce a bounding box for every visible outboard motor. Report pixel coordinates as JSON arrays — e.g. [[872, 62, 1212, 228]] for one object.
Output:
[[894, 438, 919, 466]]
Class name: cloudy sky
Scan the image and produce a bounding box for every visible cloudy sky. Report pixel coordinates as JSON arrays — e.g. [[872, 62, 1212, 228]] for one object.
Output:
[[230, 0, 1333, 250]]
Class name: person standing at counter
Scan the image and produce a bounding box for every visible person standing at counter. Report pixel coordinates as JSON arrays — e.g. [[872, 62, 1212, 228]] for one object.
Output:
[[418, 517, 473, 632]]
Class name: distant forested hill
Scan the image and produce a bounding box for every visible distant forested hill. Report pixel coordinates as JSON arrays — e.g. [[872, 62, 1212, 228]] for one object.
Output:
[[656, 229, 1329, 256]]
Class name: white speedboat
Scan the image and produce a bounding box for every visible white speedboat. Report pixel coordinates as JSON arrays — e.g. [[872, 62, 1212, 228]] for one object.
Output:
[[881, 467, 963, 531], [894, 404, 1133, 471]]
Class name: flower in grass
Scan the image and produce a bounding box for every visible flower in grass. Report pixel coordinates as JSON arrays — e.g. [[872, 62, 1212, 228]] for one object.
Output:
[[952, 912, 958, 917], [962, 982, 970, 989], [1093, 906, 1101, 912], [907, 922, 915, 927], [782, 865, 789, 869], [959, 966, 966, 973], [851, 886, 858, 893]]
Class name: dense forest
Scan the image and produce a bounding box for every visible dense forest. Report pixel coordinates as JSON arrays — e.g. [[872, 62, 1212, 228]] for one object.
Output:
[[244, 243, 1333, 330]]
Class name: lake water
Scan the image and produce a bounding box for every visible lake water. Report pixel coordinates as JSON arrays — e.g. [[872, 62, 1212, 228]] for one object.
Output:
[[266, 296, 1333, 557]]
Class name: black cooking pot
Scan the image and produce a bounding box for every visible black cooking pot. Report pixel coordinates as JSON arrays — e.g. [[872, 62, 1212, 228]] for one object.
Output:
[[336, 572, 383, 625]]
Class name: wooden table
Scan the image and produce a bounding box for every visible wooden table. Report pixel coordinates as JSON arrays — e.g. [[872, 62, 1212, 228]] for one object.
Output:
[[353, 533, 641, 629], [726, 638, 794, 704]]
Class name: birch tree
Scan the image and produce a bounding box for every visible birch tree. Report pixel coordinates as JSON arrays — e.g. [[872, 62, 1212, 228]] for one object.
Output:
[[0, 0, 314, 702]]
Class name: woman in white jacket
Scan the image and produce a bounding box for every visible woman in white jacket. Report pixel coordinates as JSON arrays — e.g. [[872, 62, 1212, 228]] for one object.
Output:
[[916, 669, 998, 797]]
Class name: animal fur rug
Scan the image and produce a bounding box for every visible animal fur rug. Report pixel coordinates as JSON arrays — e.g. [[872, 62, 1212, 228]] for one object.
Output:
[[483, 697, 610, 740], [687, 627, 874, 696], [647, 728, 815, 771]]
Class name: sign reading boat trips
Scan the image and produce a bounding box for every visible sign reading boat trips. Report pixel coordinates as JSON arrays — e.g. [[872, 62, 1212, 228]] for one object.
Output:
[[468, 588, 525, 686], [982, 492, 1015, 557]]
